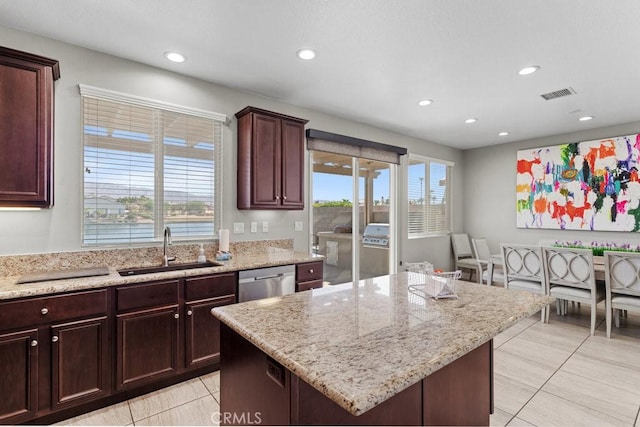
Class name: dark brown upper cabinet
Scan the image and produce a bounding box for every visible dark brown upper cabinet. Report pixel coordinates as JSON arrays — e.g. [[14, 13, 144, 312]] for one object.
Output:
[[236, 107, 308, 210], [0, 46, 60, 208]]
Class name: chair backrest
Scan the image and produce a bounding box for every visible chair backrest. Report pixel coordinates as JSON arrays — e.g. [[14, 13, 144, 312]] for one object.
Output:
[[500, 244, 544, 284], [541, 246, 595, 291], [472, 238, 491, 262], [604, 251, 640, 297], [451, 233, 473, 259]]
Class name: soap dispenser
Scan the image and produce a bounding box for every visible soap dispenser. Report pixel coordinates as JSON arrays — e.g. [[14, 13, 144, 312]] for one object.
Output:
[[197, 244, 206, 263]]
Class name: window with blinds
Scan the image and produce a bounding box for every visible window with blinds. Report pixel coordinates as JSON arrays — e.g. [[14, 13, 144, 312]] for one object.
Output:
[[407, 154, 452, 237], [80, 85, 225, 245]]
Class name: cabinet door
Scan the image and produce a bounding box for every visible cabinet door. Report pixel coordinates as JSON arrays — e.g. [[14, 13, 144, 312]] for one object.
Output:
[[281, 119, 305, 209], [0, 48, 58, 207], [251, 113, 282, 208], [185, 294, 235, 369], [0, 329, 38, 424], [51, 317, 109, 410], [116, 305, 179, 390]]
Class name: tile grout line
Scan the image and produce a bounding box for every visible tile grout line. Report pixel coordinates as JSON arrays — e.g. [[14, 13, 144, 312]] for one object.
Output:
[[507, 316, 633, 426], [131, 394, 215, 426]]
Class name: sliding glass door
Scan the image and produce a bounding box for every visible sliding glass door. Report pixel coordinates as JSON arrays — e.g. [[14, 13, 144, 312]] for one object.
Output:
[[311, 152, 395, 285]]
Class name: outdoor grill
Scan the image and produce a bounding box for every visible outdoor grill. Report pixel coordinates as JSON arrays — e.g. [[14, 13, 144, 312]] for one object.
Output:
[[361, 223, 390, 248]]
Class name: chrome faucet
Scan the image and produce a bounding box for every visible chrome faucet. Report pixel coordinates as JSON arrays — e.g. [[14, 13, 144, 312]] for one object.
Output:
[[163, 226, 176, 266]]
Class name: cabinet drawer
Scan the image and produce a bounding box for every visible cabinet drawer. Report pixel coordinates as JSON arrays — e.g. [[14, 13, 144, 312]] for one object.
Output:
[[0, 289, 107, 331], [116, 280, 179, 312], [296, 261, 323, 282], [296, 280, 323, 292], [185, 273, 236, 301]]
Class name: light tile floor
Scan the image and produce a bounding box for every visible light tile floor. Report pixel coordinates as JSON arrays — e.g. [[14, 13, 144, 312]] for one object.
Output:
[[56, 303, 640, 426]]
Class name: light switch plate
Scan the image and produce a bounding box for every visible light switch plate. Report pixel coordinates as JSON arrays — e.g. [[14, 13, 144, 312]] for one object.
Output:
[[262, 221, 268, 232], [233, 222, 244, 233], [294, 221, 303, 231], [250, 222, 257, 233]]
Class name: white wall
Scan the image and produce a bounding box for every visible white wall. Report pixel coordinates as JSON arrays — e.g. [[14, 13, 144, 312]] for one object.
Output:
[[0, 25, 463, 267], [463, 121, 640, 255]]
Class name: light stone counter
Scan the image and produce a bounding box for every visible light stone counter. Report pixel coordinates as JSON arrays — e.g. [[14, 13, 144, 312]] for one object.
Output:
[[212, 273, 552, 416], [0, 250, 320, 300]]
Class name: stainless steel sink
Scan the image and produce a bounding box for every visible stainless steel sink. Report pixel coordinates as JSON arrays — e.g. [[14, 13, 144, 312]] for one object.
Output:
[[117, 260, 223, 276]]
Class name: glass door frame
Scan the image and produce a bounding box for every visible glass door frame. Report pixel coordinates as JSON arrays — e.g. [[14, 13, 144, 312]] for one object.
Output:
[[309, 152, 398, 284]]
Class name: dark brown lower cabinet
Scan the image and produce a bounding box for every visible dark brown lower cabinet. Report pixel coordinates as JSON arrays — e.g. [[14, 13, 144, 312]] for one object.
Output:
[[185, 295, 235, 369], [116, 306, 179, 390], [51, 317, 109, 410], [0, 270, 242, 424], [0, 328, 38, 424]]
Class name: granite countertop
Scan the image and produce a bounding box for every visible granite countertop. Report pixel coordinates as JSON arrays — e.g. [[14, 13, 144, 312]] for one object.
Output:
[[0, 251, 320, 300], [212, 273, 552, 416]]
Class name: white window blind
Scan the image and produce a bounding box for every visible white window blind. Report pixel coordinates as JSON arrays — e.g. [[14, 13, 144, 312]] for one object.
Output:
[[407, 155, 452, 237], [80, 85, 225, 245]]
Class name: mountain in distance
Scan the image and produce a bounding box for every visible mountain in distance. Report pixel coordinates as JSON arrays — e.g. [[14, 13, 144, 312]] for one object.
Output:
[[84, 182, 212, 203]]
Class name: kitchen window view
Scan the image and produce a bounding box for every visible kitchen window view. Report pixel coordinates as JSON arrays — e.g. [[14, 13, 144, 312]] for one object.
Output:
[[81, 92, 223, 245]]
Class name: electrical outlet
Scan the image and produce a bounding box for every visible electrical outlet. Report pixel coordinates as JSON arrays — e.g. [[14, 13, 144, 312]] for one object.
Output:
[[262, 221, 268, 232], [251, 222, 257, 233], [233, 222, 244, 233], [294, 221, 303, 231]]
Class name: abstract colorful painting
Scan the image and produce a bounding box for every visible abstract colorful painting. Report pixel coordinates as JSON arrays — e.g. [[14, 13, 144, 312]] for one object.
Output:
[[516, 133, 640, 231]]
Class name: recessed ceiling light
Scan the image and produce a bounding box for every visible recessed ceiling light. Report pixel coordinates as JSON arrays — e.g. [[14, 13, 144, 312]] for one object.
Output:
[[164, 51, 186, 63], [417, 99, 433, 106], [578, 116, 594, 121], [465, 118, 477, 124], [296, 48, 316, 60], [498, 132, 509, 136], [518, 65, 540, 76]]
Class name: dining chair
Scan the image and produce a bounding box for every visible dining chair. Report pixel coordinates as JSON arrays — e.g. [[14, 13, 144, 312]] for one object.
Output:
[[472, 238, 504, 285], [500, 244, 547, 322], [542, 246, 603, 335], [451, 233, 482, 283], [603, 251, 640, 338]]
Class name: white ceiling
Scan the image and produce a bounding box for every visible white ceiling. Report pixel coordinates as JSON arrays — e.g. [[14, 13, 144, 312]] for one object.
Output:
[[1, 0, 639, 150]]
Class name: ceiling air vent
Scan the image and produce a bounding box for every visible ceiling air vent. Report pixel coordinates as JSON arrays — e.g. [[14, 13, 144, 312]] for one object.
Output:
[[540, 87, 576, 101]]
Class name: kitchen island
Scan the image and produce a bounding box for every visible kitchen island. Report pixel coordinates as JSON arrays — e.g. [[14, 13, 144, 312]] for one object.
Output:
[[212, 272, 551, 426]]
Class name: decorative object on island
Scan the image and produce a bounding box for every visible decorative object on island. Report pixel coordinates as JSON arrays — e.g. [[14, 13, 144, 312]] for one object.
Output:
[[235, 106, 308, 210], [0, 46, 60, 208], [516, 133, 640, 231]]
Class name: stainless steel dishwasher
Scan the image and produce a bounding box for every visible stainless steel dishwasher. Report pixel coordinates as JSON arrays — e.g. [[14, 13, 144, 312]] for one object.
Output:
[[238, 265, 296, 302]]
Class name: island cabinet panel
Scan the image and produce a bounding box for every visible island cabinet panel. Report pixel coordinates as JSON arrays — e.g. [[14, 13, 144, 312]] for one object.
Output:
[[220, 323, 290, 426], [0, 328, 38, 424], [235, 106, 308, 210], [0, 46, 59, 208], [291, 378, 422, 426], [423, 340, 492, 426]]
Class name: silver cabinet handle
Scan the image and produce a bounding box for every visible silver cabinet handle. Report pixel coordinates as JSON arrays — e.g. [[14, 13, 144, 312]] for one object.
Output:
[[51, 336, 59, 343], [187, 310, 193, 316], [275, 196, 281, 201], [309, 269, 314, 274], [174, 313, 179, 319], [283, 196, 287, 200], [30, 340, 38, 347], [41, 308, 48, 315]]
